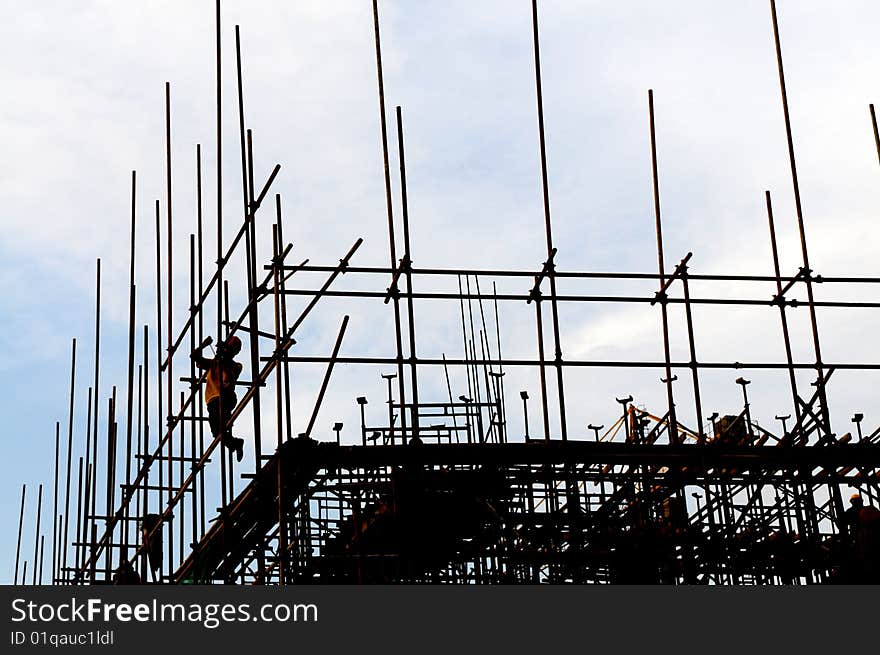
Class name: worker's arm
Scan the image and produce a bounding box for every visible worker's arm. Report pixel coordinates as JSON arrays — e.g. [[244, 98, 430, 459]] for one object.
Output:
[[191, 337, 213, 369]]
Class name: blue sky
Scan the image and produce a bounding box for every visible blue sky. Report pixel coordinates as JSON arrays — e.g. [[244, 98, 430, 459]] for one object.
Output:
[[1, 0, 878, 583]]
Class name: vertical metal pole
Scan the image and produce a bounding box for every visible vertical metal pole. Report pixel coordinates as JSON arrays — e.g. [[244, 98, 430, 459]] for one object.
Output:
[[219, 360, 228, 510], [78, 388, 92, 581], [457, 276, 475, 442], [474, 282, 493, 394], [105, 391, 116, 578], [215, 1, 222, 342], [478, 333, 494, 439], [14, 484, 26, 584], [196, 145, 207, 536], [189, 235, 198, 553], [681, 265, 712, 570], [769, 0, 830, 439], [371, 0, 409, 445], [468, 337, 485, 441], [39, 536, 45, 585], [358, 398, 367, 446], [492, 282, 508, 442], [382, 374, 396, 444], [647, 89, 679, 444], [245, 129, 264, 488], [136, 365, 142, 533], [236, 33, 265, 524], [73, 457, 83, 582], [870, 104, 880, 167], [89, 524, 97, 582], [272, 225, 287, 584], [62, 338, 76, 581], [441, 355, 460, 441], [534, 293, 550, 440], [765, 191, 804, 439], [55, 513, 67, 584], [142, 326, 150, 582], [215, 0, 228, 571], [476, 277, 503, 441], [530, 0, 568, 440], [764, 191, 815, 568], [272, 225, 282, 449], [52, 421, 60, 585], [395, 106, 420, 441], [124, 171, 137, 555], [769, 0, 843, 551], [224, 280, 234, 501], [142, 326, 149, 520], [179, 390, 185, 564], [235, 26, 250, 227], [275, 195, 293, 443], [154, 198, 164, 583], [124, 370, 134, 561], [465, 277, 484, 439], [90, 259, 101, 561], [680, 270, 704, 441], [164, 81, 175, 579], [79, 465, 90, 582], [32, 484, 43, 585]]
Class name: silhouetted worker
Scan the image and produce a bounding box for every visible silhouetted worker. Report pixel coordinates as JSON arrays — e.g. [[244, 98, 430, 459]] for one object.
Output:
[[112, 557, 141, 585], [841, 493, 880, 583], [141, 513, 163, 583], [768, 530, 797, 585], [843, 494, 863, 535], [192, 335, 245, 461]]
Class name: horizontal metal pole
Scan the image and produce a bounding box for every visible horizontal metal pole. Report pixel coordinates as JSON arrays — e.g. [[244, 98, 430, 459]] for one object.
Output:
[[134, 453, 211, 462], [122, 484, 198, 493], [308, 440, 880, 470], [279, 287, 880, 308], [271, 263, 880, 285], [266, 355, 880, 370]]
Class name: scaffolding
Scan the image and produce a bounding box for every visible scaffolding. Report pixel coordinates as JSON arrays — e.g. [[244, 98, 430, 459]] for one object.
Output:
[[12, 0, 880, 585]]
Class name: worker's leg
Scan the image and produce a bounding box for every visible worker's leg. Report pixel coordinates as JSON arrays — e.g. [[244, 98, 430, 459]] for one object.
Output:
[[208, 396, 242, 460], [219, 390, 244, 461], [218, 390, 237, 441], [206, 398, 222, 441]]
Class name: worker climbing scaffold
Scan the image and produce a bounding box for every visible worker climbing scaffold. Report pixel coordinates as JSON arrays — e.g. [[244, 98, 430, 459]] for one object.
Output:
[[192, 335, 245, 462]]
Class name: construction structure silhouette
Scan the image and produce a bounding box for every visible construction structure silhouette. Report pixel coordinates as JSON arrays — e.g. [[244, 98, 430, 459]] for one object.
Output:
[[11, 0, 880, 585]]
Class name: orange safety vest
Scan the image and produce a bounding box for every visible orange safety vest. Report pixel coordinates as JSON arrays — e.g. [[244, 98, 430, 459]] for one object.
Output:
[[204, 359, 243, 404]]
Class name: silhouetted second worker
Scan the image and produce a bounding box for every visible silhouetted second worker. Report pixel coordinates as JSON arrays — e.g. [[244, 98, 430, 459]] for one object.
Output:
[[112, 557, 141, 585], [192, 334, 245, 461], [841, 493, 880, 583]]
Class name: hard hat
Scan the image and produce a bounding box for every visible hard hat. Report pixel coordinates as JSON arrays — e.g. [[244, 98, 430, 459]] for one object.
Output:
[[850, 493, 862, 503], [226, 335, 242, 352]]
